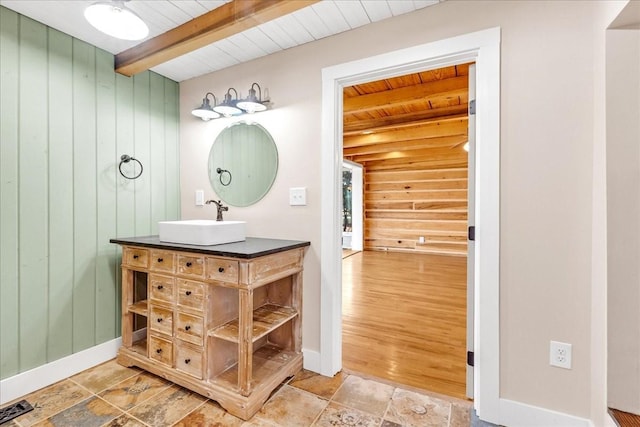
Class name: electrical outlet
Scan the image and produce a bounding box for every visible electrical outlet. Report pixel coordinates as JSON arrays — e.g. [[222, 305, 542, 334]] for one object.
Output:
[[549, 341, 572, 369]]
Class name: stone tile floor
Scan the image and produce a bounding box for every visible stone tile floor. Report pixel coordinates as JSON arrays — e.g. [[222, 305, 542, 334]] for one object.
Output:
[[2, 360, 471, 426]]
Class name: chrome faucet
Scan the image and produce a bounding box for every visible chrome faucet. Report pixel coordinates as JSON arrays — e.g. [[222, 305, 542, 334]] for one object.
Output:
[[205, 199, 228, 221]]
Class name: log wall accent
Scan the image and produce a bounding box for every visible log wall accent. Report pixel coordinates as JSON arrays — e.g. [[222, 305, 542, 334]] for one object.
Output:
[[364, 168, 468, 255], [343, 64, 471, 257]]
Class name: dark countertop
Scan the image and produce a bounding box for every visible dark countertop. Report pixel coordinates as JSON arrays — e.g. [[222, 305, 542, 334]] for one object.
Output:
[[110, 236, 310, 259]]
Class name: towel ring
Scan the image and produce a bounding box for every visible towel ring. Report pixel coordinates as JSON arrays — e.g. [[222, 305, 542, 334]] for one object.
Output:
[[119, 154, 143, 180], [216, 167, 232, 186]]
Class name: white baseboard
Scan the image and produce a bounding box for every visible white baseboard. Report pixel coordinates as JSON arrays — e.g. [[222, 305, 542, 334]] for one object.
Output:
[[0, 338, 121, 405], [302, 348, 321, 373], [498, 398, 591, 427], [606, 412, 619, 427]]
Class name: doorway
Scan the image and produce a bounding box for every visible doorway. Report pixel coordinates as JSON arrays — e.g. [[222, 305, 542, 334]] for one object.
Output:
[[319, 27, 501, 421], [340, 64, 472, 399]]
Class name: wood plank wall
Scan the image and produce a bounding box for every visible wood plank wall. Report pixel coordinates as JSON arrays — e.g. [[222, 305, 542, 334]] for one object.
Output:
[[0, 7, 180, 380], [343, 65, 470, 257], [364, 167, 468, 255]]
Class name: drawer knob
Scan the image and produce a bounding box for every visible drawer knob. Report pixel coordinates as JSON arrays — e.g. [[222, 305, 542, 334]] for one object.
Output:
[[157, 285, 163, 290], [157, 318, 163, 322], [185, 325, 191, 331], [218, 267, 225, 273], [157, 258, 163, 263], [133, 255, 139, 259], [185, 358, 191, 364], [156, 348, 162, 354], [185, 291, 192, 296], [186, 262, 192, 267]]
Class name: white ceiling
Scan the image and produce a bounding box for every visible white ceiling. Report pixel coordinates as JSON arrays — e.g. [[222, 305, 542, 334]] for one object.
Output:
[[0, 0, 441, 82]]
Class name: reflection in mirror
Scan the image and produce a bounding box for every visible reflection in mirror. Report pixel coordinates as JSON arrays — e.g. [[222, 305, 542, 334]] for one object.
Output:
[[208, 122, 278, 207]]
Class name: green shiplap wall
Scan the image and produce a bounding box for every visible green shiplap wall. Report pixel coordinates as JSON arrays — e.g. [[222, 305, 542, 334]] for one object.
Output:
[[0, 7, 180, 379]]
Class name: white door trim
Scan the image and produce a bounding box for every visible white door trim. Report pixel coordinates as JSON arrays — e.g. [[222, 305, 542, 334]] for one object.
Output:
[[320, 27, 501, 422], [466, 63, 477, 400]]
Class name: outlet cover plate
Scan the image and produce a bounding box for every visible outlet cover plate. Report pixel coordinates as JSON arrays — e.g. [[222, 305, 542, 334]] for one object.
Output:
[[550, 341, 572, 369]]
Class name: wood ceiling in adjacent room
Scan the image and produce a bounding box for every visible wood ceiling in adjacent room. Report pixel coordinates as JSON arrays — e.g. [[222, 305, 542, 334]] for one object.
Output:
[[343, 63, 471, 171]]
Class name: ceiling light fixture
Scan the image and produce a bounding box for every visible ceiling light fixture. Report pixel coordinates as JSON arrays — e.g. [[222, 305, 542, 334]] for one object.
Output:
[[191, 93, 220, 121], [84, 0, 149, 41], [213, 88, 243, 117], [237, 83, 268, 113]]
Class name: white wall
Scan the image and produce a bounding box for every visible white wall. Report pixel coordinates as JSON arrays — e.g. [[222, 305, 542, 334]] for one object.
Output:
[[180, 1, 617, 419], [607, 28, 640, 414]]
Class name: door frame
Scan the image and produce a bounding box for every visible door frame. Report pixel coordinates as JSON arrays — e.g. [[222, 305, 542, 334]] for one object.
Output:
[[319, 27, 501, 421]]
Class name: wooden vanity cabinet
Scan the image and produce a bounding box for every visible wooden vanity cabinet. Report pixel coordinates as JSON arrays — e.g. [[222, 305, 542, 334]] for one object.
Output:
[[115, 243, 305, 420]]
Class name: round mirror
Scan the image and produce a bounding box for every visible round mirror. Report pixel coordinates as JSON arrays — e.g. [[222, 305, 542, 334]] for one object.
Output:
[[208, 122, 278, 207]]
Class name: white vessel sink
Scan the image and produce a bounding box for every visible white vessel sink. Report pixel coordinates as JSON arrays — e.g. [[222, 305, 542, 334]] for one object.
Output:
[[158, 220, 246, 246]]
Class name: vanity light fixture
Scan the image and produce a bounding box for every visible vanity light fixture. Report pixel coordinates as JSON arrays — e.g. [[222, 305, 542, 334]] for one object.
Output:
[[213, 88, 243, 117], [84, 0, 149, 41], [192, 84, 272, 121], [191, 92, 221, 121], [237, 83, 268, 113]]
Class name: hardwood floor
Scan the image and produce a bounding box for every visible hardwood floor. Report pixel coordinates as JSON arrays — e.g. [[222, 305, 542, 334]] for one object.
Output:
[[342, 249, 360, 259], [342, 250, 468, 399], [610, 408, 640, 426]]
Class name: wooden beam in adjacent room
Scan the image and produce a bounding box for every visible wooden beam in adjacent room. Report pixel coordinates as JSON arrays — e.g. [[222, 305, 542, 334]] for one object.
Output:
[[343, 75, 468, 115], [343, 106, 468, 135], [115, 0, 319, 77]]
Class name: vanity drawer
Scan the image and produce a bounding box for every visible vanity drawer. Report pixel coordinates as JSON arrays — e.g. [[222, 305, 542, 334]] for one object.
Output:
[[175, 312, 204, 345], [175, 341, 203, 379], [150, 250, 175, 273], [149, 274, 174, 304], [149, 304, 173, 336], [205, 258, 239, 284], [149, 335, 173, 366], [177, 254, 205, 278], [123, 247, 149, 269], [177, 280, 205, 312]]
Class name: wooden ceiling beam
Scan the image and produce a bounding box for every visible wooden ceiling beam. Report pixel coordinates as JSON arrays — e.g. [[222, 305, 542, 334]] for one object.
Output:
[[344, 112, 468, 136], [344, 106, 468, 135], [115, 0, 319, 76], [343, 75, 468, 115], [344, 119, 467, 148]]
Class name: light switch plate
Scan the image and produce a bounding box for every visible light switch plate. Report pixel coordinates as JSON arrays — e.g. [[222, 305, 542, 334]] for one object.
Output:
[[195, 190, 205, 206], [289, 187, 307, 206]]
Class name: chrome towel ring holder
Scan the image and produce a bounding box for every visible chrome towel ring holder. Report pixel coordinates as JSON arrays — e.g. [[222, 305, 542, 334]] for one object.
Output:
[[119, 154, 143, 180]]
